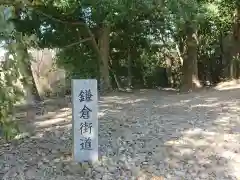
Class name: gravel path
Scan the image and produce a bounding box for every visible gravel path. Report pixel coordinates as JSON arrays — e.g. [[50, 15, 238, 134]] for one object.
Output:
[[1, 88, 240, 180]]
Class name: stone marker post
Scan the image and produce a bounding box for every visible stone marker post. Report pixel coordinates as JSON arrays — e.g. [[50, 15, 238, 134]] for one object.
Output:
[[72, 79, 98, 163]]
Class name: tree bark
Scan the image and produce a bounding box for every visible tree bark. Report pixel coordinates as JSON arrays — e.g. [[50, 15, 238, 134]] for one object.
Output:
[[79, 21, 112, 93], [219, 31, 225, 79], [222, 34, 232, 78], [19, 46, 42, 103], [109, 56, 123, 90], [127, 47, 132, 88], [165, 55, 173, 87], [12, 6, 41, 103], [181, 22, 201, 91], [25, 60, 42, 102], [231, 3, 240, 79], [98, 24, 112, 92]]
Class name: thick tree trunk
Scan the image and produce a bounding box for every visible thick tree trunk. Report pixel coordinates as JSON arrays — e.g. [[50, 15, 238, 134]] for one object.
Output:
[[98, 25, 112, 92], [222, 34, 233, 78], [228, 3, 240, 79], [229, 58, 234, 79], [192, 48, 201, 88], [181, 23, 201, 91]]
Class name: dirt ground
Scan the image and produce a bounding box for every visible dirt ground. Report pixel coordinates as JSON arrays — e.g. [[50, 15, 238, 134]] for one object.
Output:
[[1, 84, 240, 179]]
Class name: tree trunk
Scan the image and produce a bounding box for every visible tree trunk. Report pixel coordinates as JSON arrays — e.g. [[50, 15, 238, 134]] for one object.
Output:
[[222, 34, 233, 78], [192, 46, 201, 88], [17, 44, 41, 103], [230, 2, 240, 79], [219, 31, 225, 79], [24, 60, 42, 102], [181, 23, 201, 91], [98, 25, 112, 92], [165, 56, 173, 87], [127, 47, 132, 88], [236, 59, 240, 78], [109, 56, 123, 90], [13, 6, 41, 103]]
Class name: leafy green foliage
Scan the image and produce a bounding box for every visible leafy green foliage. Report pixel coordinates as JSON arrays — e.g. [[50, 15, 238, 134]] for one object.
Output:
[[0, 5, 37, 140], [56, 44, 98, 79], [0, 45, 23, 140], [0, 0, 239, 140]]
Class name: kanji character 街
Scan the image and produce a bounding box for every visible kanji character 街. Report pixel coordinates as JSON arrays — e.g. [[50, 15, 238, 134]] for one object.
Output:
[[79, 122, 92, 135]]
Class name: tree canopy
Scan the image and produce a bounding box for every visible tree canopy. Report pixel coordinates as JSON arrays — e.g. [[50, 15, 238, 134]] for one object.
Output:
[[1, 0, 240, 139]]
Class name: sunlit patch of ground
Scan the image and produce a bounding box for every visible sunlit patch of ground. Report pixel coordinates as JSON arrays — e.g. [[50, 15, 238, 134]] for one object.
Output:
[[1, 87, 240, 179], [214, 79, 240, 91]]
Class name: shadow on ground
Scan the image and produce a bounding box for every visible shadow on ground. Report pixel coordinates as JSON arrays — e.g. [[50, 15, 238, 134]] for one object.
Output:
[[1, 88, 240, 179]]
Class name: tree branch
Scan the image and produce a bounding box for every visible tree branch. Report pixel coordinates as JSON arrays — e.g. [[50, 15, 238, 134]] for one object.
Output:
[[0, 0, 27, 6], [0, 0, 104, 78], [63, 37, 92, 48], [0, 1, 85, 26], [175, 43, 184, 65], [33, 9, 85, 26]]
